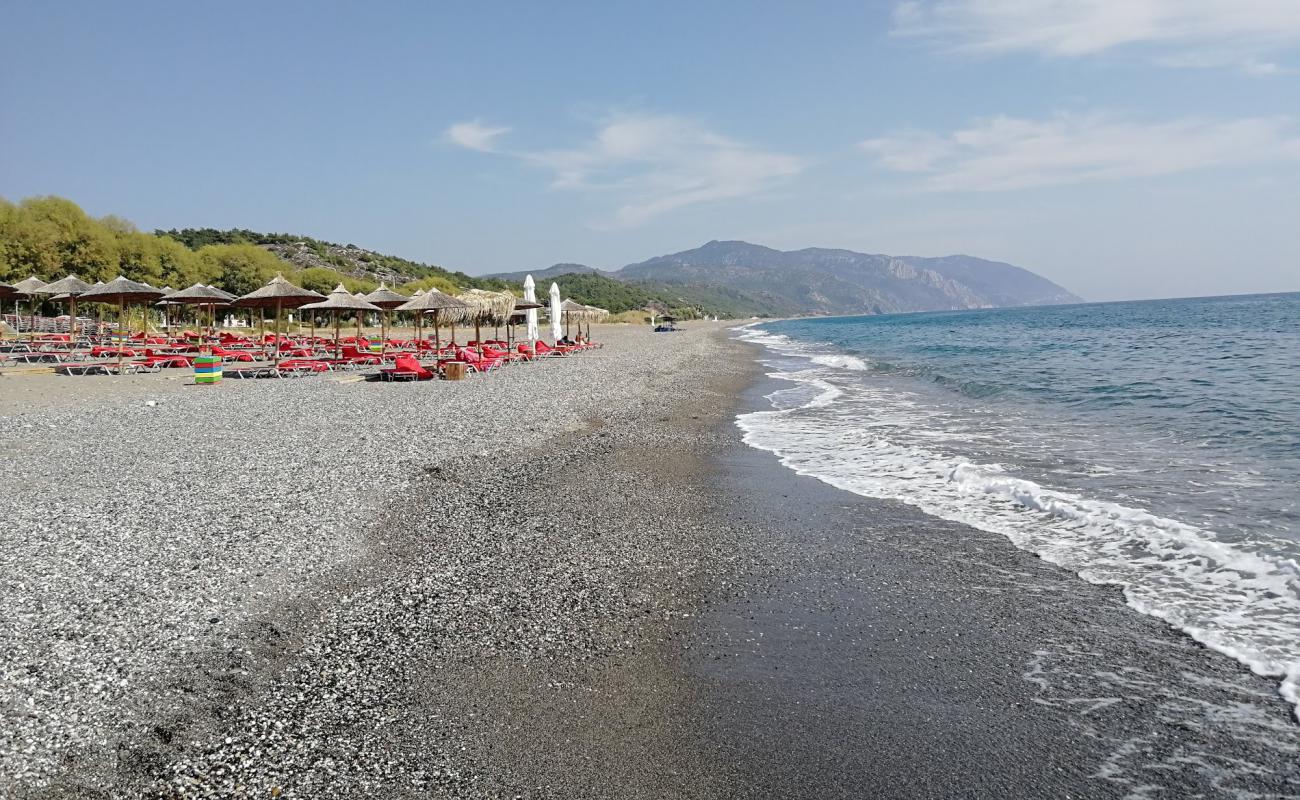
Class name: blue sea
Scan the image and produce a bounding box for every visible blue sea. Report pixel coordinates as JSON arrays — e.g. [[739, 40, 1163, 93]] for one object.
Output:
[[736, 293, 1300, 718]]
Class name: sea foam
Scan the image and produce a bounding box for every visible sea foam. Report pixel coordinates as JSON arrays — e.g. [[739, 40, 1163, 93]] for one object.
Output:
[[735, 325, 1300, 721]]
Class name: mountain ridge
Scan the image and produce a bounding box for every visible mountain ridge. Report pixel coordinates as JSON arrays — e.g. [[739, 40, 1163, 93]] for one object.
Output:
[[489, 240, 1079, 316]]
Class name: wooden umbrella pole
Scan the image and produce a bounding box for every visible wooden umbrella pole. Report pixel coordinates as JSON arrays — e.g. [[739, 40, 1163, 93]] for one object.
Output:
[[381, 311, 388, 359], [434, 311, 441, 352], [117, 298, 125, 369], [273, 299, 283, 368], [475, 318, 482, 356], [70, 296, 78, 343], [334, 310, 341, 360], [259, 311, 267, 359]]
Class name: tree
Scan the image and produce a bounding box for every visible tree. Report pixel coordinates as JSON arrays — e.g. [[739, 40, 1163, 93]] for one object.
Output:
[[196, 244, 284, 296]]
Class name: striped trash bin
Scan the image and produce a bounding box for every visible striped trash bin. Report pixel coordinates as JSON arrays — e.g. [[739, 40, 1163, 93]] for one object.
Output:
[[194, 355, 222, 385], [368, 341, 383, 355]]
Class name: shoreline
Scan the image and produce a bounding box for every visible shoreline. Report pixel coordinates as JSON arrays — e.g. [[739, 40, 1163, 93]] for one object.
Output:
[[686, 367, 1300, 797], [2, 325, 1297, 797]]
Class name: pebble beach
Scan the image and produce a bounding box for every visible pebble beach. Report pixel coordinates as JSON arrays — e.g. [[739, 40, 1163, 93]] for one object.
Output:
[[3, 322, 1298, 799], [0, 323, 754, 797]]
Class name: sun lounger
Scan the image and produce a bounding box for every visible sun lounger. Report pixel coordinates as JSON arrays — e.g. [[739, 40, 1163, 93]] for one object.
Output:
[[378, 353, 436, 381], [455, 348, 503, 372]]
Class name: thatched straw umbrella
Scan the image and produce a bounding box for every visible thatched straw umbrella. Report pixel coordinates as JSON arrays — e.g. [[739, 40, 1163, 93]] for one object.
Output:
[[351, 291, 371, 343], [578, 303, 609, 340], [559, 299, 590, 339], [230, 274, 323, 364], [396, 288, 471, 355], [363, 284, 408, 357], [300, 284, 383, 360], [79, 276, 165, 368], [34, 275, 92, 340], [455, 288, 516, 355], [165, 283, 234, 348], [507, 301, 543, 348], [11, 276, 48, 338]]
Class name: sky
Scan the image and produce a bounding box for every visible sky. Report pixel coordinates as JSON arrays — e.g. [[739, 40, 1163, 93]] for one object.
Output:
[[2, 1, 1299, 301]]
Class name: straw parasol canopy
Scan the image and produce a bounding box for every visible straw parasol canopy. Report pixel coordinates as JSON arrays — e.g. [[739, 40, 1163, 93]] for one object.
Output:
[[363, 284, 409, 356], [231, 274, 323, 362], [456, 288, 516, 321], [456, 288, 517, 354], [363, 284, 408, 309], [10, 277, 47, 337], [80, 275, 166, 304], [12, 276, 47, 295], [34, 274, 93, 339], [300, 283, 382, 359], [396, 288, 470, 352], [162, 283, 234, 341], [166, 283, 234, 304], [506, 300, 543, 347], [79, 276, 167, 364]]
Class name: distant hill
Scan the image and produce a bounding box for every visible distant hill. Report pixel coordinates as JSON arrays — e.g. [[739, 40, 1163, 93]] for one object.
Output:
[[614, 240, 1079, 316], [500, 240, 1078, 318], [486, 263, 609, 283], [157, 228, 512, 292]]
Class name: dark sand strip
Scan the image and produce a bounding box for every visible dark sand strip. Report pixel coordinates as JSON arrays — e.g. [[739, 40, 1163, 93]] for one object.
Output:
[[671, 372, 1300, 799]]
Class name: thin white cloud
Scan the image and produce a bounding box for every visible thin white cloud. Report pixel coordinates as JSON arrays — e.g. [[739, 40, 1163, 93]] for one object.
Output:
[[466, 113, 804, 228], [893, 0, 1300, 73], [861, 113, 1300, 191], [446, 120, 510, 152]]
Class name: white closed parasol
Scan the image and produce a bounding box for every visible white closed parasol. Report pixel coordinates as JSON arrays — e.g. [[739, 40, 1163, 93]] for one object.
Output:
[[523, 274, 540, 343]]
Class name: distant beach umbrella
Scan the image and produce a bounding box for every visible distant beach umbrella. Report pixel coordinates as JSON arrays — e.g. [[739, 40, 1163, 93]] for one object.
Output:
[[396, 288, 470, 354], [549, 282, 562, 343], [79, 276, 166, 367], [507, 300, 542, 348], [164, 283, 234, 344], [11, 276, 48, 337], [523, 275, 540, 343], [455, 288, 516, 356], [300, 283, 383, 360], [230, 274, 323, 364], [363, 283, 409, 357], [34, 274, 92, 339]]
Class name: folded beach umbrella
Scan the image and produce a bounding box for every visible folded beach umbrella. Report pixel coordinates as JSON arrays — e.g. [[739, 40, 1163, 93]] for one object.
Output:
[[230, 274, 323, 364], [300, 283, 382, 360], [549, 282, 562, 343], [363, 283, 409, 356], [34, 274, 93, 340], [523, 275, 540, 343], [79, 276, 166, 367], [396, 288, 470, 354], [455, 288, 516, 356]]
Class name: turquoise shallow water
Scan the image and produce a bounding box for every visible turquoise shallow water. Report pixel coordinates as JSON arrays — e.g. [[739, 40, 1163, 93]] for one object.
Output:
[[735, 292, 1300, 717]]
